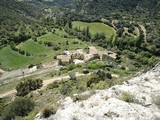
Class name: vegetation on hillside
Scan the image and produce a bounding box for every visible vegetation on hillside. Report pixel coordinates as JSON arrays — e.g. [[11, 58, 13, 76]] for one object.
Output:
[[0, 0, 159, 119]]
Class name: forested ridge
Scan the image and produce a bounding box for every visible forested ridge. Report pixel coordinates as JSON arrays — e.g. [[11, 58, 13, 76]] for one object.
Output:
[[68, 0, 160, 56], [0, 0, 47, 46]]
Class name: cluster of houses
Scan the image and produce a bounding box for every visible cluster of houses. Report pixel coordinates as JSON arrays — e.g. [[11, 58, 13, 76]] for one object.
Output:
[[56, 46, 119, 65]]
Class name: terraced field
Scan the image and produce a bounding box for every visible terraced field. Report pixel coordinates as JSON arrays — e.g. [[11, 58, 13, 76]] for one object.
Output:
[[0, 32, 88, 69], [0, 47, 35, 69], [72, 21, 116, 38]]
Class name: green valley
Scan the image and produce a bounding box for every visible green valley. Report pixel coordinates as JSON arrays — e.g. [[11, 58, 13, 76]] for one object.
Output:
[[0, 0, 159, 120]]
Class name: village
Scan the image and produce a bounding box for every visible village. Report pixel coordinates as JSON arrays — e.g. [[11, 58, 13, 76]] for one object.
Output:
[[56, 46, 119, 66]]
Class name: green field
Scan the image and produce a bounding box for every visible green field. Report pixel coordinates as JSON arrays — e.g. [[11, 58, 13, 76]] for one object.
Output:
[[38, 32, 88, 50], [72, 21, 116, 38], [38, 33, 65, 43], [0, 47, 36, 69], [55, 28, 68, 36], [0, 32, 89, 70], [18, 40, 52, 55]]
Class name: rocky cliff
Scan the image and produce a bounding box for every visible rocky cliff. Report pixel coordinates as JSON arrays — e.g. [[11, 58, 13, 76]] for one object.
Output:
[[36, 63, 160, 120]]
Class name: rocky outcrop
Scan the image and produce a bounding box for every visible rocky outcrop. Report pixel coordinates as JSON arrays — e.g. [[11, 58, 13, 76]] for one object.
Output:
[[36, 64, 160, 120]]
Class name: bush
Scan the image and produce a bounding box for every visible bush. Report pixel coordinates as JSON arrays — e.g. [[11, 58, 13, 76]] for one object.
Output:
[[86, 75, 100, 87], [42, 106, 57, 118], [87, 61, 108, 70], [87, 70, 112, 87], [94, 81, 108, 89], [69, 72, 76, 80], [60, 84, 71, 95], [1, 97, 34, 120], [47, 81, 59, 89], [49, 70, 57, 77], [16, 79, 43, 96], [121, 92, 138, 103], [67, 63, 77, 71], [82, 69, 89, 74]]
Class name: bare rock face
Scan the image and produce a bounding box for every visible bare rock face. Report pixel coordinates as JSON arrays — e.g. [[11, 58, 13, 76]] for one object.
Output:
[[36, 64, 160, 120]]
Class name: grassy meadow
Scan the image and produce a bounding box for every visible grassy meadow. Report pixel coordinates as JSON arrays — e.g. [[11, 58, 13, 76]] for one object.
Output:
[[0, 47, 35, 69], [17, 40, 52, 55], [72, 21, 116, 38]]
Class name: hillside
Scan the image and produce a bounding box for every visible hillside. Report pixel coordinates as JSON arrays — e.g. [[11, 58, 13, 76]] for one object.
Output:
[[67, 0, 160, 56], [35, 63, 160, 120], [0, 0, 159, 120], [0, 0, 46, 45], [17, 0, 74, 6], [74, 0, 160, 17]]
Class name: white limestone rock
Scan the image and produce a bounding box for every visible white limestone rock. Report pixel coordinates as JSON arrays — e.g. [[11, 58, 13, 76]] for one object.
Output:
[[35, 63, 160, 120]]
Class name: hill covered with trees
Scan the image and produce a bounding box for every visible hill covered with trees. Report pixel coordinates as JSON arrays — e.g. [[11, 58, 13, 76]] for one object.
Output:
[[0, 0, 47, 46]]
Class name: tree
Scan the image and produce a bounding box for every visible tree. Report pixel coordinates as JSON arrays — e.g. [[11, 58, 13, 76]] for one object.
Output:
[[86, 26, 91, 38], [16, 79, 43, 96], [68, 20, 72, 29], [1, 97, 35, 120]]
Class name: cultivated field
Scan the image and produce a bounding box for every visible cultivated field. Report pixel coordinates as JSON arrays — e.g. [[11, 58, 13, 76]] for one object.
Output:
[[0, 32, 88, 70]]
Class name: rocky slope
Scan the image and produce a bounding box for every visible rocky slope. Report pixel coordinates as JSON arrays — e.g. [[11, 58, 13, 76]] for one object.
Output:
[[36, 63, 160, 120]]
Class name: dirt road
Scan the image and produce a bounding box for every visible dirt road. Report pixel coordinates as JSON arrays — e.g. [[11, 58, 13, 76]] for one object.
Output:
[[139, 24, 147, 44], [0, 72, 88, 98]]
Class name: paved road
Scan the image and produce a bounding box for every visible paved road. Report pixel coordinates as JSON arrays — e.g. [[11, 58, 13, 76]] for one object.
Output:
[[0, 72, 88, 98]]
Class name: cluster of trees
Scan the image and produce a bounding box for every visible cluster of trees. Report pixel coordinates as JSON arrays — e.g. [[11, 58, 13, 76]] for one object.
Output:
[[74, 0, 159, 18], [65, 23, 108, 48], [0, 0, 72, 49], [0, 97, 34, 120], [87, 70, 112, 88], [10, 42, 31, 56], [16, 79, 43, 96]]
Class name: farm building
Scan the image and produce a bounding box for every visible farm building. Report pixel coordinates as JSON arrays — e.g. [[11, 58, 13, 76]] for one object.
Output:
[[57, 55, 71, 65], [86, 46, 100, 59], [70, 49, 85, 61]]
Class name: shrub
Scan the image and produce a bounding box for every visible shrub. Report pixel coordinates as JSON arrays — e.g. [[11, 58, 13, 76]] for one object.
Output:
[[1, 97, 34, 120], [16, 79, 43, 96], [87, 61, 109, 70], [42, 106, 57, 118], [121, 92, 135, 103], [87, 70, 112, 87], [82, 69, 89, 74], [94, 81, 108, 89], [60, 67, 68, 74], [60, 84, 71, 95], [69, 72, 77, 80], [86, 75, 100, 87], [49, 70, 57, 77], [47, 81, 59, 89], [67, 63, 77, 71]]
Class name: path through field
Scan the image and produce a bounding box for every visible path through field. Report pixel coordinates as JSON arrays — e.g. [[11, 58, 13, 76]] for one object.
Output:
[[0, 72, 88, 98], [139, 24, 147, 44]]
